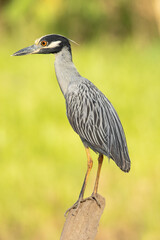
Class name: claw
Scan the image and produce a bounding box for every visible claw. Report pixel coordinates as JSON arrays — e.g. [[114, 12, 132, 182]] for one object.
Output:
[[64, 194, 101, 217], [91, 193, 101, 208], [81, 194, 101, 208], [64, 198, 82, 217]]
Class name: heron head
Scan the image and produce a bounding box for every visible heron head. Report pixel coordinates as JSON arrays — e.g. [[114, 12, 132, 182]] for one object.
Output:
[[12, 34, 73, 56]]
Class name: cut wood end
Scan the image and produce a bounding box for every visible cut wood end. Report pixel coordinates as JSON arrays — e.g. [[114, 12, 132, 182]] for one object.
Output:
[[67, 194, 105, 217], [60, 194, 106, 240]]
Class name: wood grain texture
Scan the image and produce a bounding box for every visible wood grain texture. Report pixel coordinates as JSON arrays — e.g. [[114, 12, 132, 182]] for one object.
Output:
[[60, 194, 105, 240]]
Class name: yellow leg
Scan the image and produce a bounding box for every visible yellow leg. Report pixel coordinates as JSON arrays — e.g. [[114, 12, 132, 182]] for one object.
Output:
[[64, 148, 93, 216], [78, 147, 93, 199], [93, 154, 103, 195]]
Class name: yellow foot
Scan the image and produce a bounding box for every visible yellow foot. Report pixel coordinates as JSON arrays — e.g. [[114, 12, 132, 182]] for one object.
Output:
[[81, 193, 101, 208], [64, 194, 101, 217], [64, 198, 82, 217]]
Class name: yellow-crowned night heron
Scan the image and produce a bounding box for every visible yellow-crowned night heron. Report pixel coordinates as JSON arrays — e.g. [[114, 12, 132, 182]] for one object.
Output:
[[12, 34, 131, 212]]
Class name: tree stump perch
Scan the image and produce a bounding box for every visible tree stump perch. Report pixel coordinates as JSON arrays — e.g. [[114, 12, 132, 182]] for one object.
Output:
[[60, 194, 105, 240]]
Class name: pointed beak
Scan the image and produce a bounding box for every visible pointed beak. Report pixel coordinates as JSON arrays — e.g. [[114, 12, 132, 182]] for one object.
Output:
[[12, 44, 40, 56]]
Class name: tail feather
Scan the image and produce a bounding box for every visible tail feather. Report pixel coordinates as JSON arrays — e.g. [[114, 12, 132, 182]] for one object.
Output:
[[110, 144, 131, 172]]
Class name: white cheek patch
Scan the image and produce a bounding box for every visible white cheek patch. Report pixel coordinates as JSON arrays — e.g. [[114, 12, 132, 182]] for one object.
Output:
[[46, 40, 61, 48]]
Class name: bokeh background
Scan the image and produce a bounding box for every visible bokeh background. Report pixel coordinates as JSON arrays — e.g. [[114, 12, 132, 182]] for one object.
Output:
[[0, 0, 160, 239]]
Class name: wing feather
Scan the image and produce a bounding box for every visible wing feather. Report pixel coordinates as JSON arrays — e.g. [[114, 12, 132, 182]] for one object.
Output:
[[66, 79, 130, 172]]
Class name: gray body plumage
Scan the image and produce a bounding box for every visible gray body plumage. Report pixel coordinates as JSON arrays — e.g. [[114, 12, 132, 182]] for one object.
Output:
[[12, 34, 130, 173], [12, 34, 131, 213], [55, 47, 130, 172]]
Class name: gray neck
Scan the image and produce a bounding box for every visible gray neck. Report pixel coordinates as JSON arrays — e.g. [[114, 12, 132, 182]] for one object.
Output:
[[54, 47, 80, 96]]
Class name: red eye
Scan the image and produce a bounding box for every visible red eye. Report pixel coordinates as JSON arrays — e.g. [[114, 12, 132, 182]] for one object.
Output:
[[41, 41, 47, 46]]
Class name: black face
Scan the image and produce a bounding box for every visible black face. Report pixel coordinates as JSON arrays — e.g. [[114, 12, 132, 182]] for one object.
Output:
[[12, 34, 72, 56], [38, 34, 71, 54]]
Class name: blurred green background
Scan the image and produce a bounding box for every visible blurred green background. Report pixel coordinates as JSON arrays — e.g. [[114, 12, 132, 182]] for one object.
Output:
[[0, 0, 160, 239]]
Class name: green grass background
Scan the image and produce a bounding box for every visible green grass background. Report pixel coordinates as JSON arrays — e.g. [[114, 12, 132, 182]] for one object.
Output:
[[0, 39, 160, 239]]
